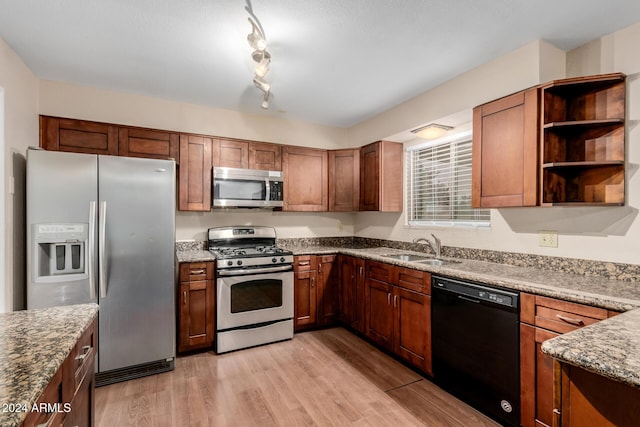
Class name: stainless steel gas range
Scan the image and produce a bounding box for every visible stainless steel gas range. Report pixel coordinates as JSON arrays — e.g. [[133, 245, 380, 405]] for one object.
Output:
[[208, 226, 294, 353]]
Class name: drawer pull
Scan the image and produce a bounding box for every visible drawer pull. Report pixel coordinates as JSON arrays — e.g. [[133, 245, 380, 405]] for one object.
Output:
[[298, 261, 310, 266], [556, 314, 584, 326], [75, 345, 92, 361], [183, 291, 187, 304], [190, 269, 205, 275]]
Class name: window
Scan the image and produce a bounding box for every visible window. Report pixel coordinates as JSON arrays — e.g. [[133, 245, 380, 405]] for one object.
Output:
[[406, 131, 490, 227]]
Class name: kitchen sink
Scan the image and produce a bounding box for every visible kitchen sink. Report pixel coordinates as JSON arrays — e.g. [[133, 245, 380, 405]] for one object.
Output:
[[382, 253, 461, 266], [414, 258, 461, 266], [383, 253, 434, 262]]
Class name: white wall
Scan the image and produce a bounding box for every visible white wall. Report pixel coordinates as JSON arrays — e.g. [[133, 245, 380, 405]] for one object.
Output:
[[0, 37, 39, 312], [352, 26, 640, 265]]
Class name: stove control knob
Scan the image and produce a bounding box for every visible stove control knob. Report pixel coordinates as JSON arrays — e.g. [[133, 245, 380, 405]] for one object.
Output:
[[227, 261, 233, 266], [280, 257, 285, 263], [272, 257, 277, 263], [237, 260, 243, 266]]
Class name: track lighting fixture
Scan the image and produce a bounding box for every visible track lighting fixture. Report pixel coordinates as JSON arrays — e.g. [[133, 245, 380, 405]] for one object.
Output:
[[245, 3, 272, 109]]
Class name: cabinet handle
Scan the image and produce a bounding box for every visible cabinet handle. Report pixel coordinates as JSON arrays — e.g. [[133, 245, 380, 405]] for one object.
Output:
[[394, 295, 398, 308], [359, 266, 364, 276], [319, 264, 322, 274], [556, 314, 584, 326], [387, 293, 391, 305], [190, 269, 205, 275], [183, 291, 187, 304], [36, 410, 58, 427], [311, 277, 315, 288], [298, 261, 310, 266], [75, 345, 92, 362]]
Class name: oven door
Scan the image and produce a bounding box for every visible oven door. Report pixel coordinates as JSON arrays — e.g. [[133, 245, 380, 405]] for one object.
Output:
[[217, 270, 293, 331]]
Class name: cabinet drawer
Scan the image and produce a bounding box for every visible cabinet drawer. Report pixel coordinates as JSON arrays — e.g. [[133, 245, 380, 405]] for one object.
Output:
[[534, 295, 607, 334], [71, 320, 97, 395], [22, 367, 64, 427], [294, 255, 317, 272], [366, 260, 393, 283], [393, 267, 430, 294], [179, 262, 214, 282]]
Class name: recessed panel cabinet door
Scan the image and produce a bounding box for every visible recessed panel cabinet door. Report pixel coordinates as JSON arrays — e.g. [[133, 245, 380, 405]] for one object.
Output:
[[472, 88, 539, 207], [394, 286, 432, 374], [294, 270, 317, 328], [365, 278, 393, 350], [282, 146, 328, 211], [40, 116, 119, 155], [212, 138, 249, 168], [118, 127, 179, 163], [178, 134, 212, 211]]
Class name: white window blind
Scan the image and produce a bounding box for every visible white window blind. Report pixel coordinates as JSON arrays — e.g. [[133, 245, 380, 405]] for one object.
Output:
[[406, 132, 490, 226]]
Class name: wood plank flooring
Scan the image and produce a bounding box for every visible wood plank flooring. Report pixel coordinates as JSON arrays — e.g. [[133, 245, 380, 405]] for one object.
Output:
[[96, 327, 499, 426]]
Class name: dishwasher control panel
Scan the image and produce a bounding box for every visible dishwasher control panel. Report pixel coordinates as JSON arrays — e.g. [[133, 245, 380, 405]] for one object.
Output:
[[432, 277, 519, 308]]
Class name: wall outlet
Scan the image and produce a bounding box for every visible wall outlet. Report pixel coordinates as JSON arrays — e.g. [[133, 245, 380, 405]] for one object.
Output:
[[538, 230, 558, 248]]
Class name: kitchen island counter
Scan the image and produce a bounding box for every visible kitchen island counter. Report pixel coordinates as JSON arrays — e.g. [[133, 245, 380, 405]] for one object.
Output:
[[0, 303, 98, 427]]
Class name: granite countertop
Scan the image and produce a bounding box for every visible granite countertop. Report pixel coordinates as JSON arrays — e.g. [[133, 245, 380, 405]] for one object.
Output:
[[541, 309, 640, 389], [176, 249, 216, 263], [0, 303, 99, 427], [176, 244, 640, 387]]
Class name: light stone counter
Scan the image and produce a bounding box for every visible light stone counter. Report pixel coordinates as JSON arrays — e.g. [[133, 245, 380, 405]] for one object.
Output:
[[0, 303, 99, 427]]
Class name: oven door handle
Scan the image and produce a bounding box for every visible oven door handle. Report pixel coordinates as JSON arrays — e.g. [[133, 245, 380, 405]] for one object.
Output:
[[218, 265, 293, 276]]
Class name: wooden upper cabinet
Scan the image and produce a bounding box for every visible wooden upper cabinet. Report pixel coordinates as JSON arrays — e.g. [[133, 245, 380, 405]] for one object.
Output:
[[329, 149, 360, 212], [249, 141, 282, 170], [40, 116, 118, 155], [178, 134, 212, 211], [472, 87, 540, 208], [540, 73, 626, 206], [282, 146, 328, 211], [212, 138, 249, 169], [118, 127, 179, 163], [359, 140, 403, 212]]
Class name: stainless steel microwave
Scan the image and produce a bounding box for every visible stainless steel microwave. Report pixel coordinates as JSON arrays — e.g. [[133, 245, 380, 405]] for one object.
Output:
[[212, 167, 284, 208]]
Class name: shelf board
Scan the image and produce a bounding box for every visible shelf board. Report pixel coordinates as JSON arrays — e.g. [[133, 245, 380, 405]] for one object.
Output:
[[542, 73, 625, 93], [542, 202, 625, 207], [543, 119, 624, 129], [542, 161, 624, 169]]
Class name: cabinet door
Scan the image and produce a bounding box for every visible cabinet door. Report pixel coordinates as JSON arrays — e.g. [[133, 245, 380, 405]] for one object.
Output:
[[118, 127, 179, 163], [472, 88, 539, 207], [282, 146, 328, 211], [365, 278, 393, 349], [393, 286, 432, 374], [317, 255, 338, 325], [520, 323, 559, 427], [359, 141, 403, 212], [294, 270, 317, 329], [178, 134, 212, 211], [213, 138, 249, 168], [249, 141, 282, 170], [40, 116, 118, 155], [179, 279, 215, 352], [329, 149, 360, 211]]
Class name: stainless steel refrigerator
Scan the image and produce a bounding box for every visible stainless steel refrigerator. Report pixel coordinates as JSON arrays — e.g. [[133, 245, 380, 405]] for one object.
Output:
[[26, 148, 176, 386]]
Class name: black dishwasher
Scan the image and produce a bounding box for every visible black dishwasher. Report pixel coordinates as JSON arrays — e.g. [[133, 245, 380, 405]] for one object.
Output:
[[431, 276, 520, 427]]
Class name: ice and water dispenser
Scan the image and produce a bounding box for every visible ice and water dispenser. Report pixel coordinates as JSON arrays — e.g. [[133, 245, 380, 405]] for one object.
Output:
[[32, 223, 89, 282]]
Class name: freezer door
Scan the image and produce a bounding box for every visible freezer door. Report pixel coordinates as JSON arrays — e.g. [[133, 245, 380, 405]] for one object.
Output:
[[27, 149, 98, 309], [97, 155, 176, 372]]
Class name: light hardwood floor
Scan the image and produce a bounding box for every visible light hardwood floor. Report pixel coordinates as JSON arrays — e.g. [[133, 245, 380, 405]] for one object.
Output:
[[96, 328, 499, 426]]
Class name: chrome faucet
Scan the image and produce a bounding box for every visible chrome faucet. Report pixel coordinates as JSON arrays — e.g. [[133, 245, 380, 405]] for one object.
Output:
[[413, 234, 442, 258]]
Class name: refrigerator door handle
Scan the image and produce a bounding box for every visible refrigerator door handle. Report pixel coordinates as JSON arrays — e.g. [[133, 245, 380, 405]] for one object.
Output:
[[99, 201, 108, 298], [88, 201, 97, 300]]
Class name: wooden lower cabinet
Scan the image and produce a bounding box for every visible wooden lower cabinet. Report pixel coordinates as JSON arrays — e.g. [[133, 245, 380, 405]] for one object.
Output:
[[520, 293, 611, 427], [178, 262, 215, 352], [22, 318, 97, 427], [557, 363, 640, 427], [317, 255, 339, 325], [338, 255, 365, 333], [394, 286, 431, 374], [364, 261, 432, 373], [294, 255, 338, 331]]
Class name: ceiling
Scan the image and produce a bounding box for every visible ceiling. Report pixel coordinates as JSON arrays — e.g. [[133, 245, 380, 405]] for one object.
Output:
[[1, 0, 640, 129]]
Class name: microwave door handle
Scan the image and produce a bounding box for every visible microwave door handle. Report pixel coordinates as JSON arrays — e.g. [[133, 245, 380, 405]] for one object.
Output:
[[265, 178, 271, 202]]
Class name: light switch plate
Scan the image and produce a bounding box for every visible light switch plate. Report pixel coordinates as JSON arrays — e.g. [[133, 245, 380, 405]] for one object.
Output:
[[538, 230, 558, 248]]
